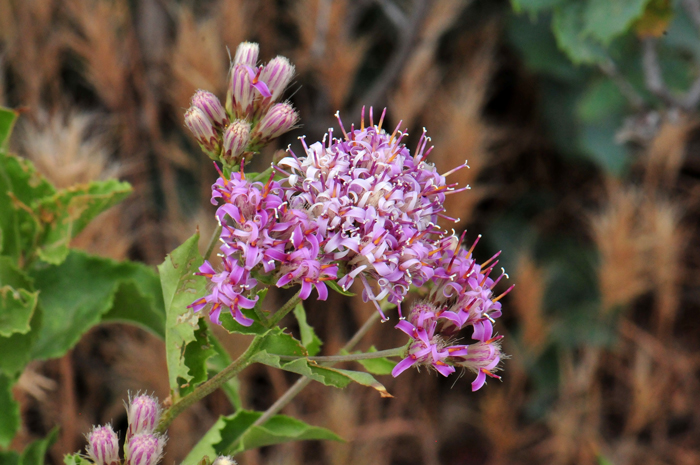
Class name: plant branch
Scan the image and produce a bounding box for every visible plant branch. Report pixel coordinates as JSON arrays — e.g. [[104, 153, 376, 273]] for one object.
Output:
[[204, 224, 223, 261], [155, 336, 264, 433], [245, 310, 384, 432], [276, 346, 405, 362], [268, 290, 302, 327]]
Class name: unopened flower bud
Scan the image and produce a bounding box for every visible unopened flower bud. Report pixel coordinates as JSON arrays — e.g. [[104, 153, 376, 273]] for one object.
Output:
[[125, 433, 165, 465], [86, 425, 120, 465], [212, 456, 237, 465], [233, 42, 259, 67], [222, 120, 251, 164], [251, 103, 299, 145], [126, 394, 161, 439], [226, 64, 255, 119], [185, 107, 220, 154], [191, 90, 228, 128], [260, 56, 295, 101]]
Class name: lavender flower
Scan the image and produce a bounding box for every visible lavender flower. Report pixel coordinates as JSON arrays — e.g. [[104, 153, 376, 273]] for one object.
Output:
[[86, 425, 120, 465], [191, 90, 228, 128], [125, 433, 165, 465], [184, 106, 220, 155], [233, 42, 259, 67], [222, 120, 251, 164], [259, 56, 295, 102], [250, 103, 299, 147]]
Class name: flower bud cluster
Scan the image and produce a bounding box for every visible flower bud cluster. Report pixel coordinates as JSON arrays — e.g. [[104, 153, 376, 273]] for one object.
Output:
[[184, 41, 298, 169], [84, 394, 166, 465], [391, 239, 512, 390]]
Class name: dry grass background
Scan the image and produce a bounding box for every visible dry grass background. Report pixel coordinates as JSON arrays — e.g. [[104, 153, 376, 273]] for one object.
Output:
[[3, 0, 700, 464]]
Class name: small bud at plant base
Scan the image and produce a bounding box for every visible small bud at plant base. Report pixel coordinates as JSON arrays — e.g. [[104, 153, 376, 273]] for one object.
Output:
[[191, 90, 228, 128], [226, 64, 254, 119], [222, 120, 251, 164], [212, 456, 237, 465], [251, 103, 299, 145], [126, 394, 161, 439], [185, 107, 220, 154], [260, 56, 295, 101], [125, 433, 165, 465], [86, 425, 120, 465], [233, 41, 259, 67]]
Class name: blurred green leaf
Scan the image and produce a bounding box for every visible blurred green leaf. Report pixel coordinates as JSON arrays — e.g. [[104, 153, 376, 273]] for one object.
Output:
[[63, 455, 91, 465], [158, 232, 211, 398], [0, 257, 37, 337], [20, 428, 59, 465], [293, 303, 322, 356], [0, 451, 20, 465], [0, 107, 17, 149], [354, 346, 397, 375], [577, 121, 628, 176], [552, 3, 607, 64], [182, 410, 342, 464], [0, 153, 55, 262], [30, 250, 165, 359], [576, 79, 627, 123], [583, 0, 652, 45], [35, 180, 132, 265], [0, 373, 20, 448], [511, 0, 566, 14]]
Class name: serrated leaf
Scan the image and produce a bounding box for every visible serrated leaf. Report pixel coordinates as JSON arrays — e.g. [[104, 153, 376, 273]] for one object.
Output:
[[0, 107, 18, 149], [354, 346, 397, 375], [552, 3, 607, 64], [179, 319, 217, 396], [29, 250, 165, 360], [0, 153, 55, 262], [583, 0, 652, 45], [0, 373, 20, 448], [182, 410, 342, 464], [0, 306, 42, 376], [293, 303, 322, 356], [20, 428, 59, 465], [0, 257, 37, 337], [35, 179, 132, 265], [158, 233, 212, 398], [251, 329, 392, 397]]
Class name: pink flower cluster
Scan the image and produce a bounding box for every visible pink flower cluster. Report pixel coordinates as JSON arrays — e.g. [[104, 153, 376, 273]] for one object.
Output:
[[391, 236, 512, 390]]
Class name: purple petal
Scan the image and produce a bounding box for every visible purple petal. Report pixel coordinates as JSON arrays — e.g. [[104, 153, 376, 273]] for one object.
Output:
[[471, 370, 487, 391], [391, 357, 416, 377]]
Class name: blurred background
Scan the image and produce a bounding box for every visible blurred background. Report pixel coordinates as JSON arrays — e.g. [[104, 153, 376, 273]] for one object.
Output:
[[3, 0, 700, 464]]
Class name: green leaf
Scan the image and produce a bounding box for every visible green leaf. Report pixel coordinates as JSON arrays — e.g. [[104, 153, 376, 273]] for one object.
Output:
[[63, 455, 91, 465], [583, 0, 652, 45], [0, 257, 38, 337], [179, 319, 217, 396], [511, 0, 566, 14], [0, 153, 55, 262], [206, 332, 243, 410], [326, 280, 355, 297], [182, 410, 342, 464], [0, 107, 18, 149], [0, 306, 42, 376], [0, 373, 20, 448], [575, 79, 627, 123], [577, 121, 628, 176], [35, 179, 132, 265], [552, 3, 607, 64], [251, 329, 393, 398], [219, 288, 270, 336], [158, 233, 212, 398], [293, 303, 322, 356], [30, 250, 165, 360], [354, 346, 397, 376], [20, 427, 59, 465]]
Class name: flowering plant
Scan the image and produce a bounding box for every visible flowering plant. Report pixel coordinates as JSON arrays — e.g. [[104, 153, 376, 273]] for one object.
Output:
[[0, 41, 511, 465]]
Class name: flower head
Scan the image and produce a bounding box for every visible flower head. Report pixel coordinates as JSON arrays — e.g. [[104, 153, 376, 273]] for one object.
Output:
[[125, 433, 165, 465], [126, 393, 161, 440], [86, 425, 120, 465]]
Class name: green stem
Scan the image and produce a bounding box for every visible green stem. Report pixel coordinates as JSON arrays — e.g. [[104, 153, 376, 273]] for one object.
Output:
[[275, 346, 405, 363], [244, 310, 383, 432], [204, 224, 223, 261], [251, 165, 274, 182], [155, 336, 264, 433], [267, 290, 302, 327]]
